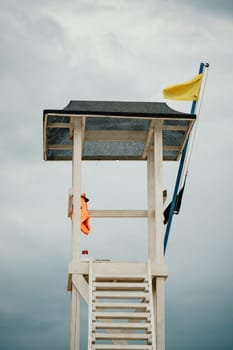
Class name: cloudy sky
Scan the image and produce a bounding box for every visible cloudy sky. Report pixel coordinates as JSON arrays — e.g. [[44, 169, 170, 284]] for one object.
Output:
[[0, 0, 233, 349]]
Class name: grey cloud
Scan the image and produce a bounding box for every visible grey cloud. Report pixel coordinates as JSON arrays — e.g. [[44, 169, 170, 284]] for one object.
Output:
[[146, 0, 233, 18], [0, 312, 61, 335], [178, 0, 233, 17], [0, 0, 232, 349]]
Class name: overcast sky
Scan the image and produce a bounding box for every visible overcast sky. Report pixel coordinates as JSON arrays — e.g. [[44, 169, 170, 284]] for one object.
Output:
[[0, 1, 233, 349]]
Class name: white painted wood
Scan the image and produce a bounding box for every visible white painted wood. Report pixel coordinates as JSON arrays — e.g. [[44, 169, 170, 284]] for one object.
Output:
[[147, 121, 165, 350], [47, 122, 70, 128], [72, 275, 89, 304], [154, 120, 164, 264], [70, 285, 77, 350], [142, 120, 155, 159], [81, 116, 86, 144], [94, 311, 150, 320], [88, 260, 93, 350], [93, 290, 149, 299], [69, 116, 74, 139], [68, 189, 73, 218], [93, 322, 151, 330], [163, 146, 180, 151], [85, 130, 147, 142], [94, 333, 151, 340], [65, 112, 167, 350], [93, 345, 152, 350], [92, 262, 148, 275], [153, 121, 165, 350], [43, 114, 48, 160], [72, 117, 82, 261], [70, 284, 80, 350], [147, 148, 155, 263], [93, 282, 149, 290], [147, 261, 156, 350], [48, 144, 72, 150], [70, 117, 83, 350], [68, 261, 168, 278], [155, 277, 165, 350], [89, 210, 148, 217], [163, 125, 187, 131], [94, 302, 149, 310]]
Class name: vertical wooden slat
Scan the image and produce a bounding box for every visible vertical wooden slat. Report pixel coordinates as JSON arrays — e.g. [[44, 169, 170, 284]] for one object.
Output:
[[70, 116, 82, 350], [153, 120, 164, 265], [147, 261, 156, 349], [147, 148, 155, 262], [156, 277, 165, 350], [70, 281, 80, 350], [88, 260, 93, 350], [72, 117, 82, 261], [154, 120, 165, 350]]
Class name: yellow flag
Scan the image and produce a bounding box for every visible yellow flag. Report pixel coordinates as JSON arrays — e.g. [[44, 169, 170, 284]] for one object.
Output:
[[163, 73, 203, 101]]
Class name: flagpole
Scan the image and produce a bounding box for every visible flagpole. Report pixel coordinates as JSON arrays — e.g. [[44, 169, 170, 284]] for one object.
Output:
[[163, 62, 207, 254], [182, 63, 209, 182]]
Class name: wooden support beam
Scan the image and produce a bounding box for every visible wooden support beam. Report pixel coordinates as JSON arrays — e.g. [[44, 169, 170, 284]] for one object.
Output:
[[154, 120, 164, 264], [68, 262, 168, 279], [72, 117, 82, 261], [43, 114, 48, 160], [155, 277, 165, 350], [163, 146, 180, 151], [142, 120, 155, 159], [70, 285, 80, 350], [81, 116, 86, 146], [163, 125, 187, 131], [47, 122, 70, 128], [70, 117, 82, 350], [72, 275, 89, 304], [89, 210, 148, 218], [48, 144, 72, 150], [147, 148, 155, 262], [85, 130, 147, 142]]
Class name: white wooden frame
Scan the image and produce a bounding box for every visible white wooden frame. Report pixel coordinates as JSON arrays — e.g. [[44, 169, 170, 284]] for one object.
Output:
[[69, 116, 166, 350]]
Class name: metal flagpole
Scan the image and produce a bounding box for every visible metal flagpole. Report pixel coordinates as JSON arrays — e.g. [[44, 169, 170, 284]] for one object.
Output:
[[164, 62, 208, 254]]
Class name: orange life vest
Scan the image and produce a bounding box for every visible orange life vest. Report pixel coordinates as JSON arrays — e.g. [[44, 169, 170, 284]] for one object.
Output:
[[80, 193, 90, 235], [71, 193, 90, 235]]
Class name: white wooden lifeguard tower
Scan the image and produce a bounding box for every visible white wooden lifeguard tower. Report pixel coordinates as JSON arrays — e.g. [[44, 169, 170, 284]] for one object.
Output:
[[43, 100, 196, 350]]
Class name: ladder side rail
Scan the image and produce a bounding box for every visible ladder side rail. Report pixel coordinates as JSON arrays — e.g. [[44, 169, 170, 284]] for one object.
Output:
[[147, 261, 156, 350], [88, 260, 93, 350]]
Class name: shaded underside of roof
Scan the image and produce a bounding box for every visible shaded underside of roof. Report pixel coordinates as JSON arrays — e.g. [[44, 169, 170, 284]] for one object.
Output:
[[43, 100, 196, 161]]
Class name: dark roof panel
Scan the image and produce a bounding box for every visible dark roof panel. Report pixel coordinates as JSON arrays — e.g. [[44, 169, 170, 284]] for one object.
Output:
[[43, 100, 196, 161], [44, 100, 193, 119]]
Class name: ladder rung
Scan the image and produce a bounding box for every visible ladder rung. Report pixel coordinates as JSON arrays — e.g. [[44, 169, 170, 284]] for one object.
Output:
[[93, 282, 148, 290], [93, 322, 151, 330], [94, 312, 150, 320], [94, 274, 148, 282], [94, 302, 149, 310], [92, 345, 152, 350], [93, 333, 151, 340], [93, 291, 149, 299]]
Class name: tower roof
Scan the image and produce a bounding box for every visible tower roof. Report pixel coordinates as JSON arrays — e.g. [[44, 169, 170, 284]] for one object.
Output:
[[43, 100, 195, 161]]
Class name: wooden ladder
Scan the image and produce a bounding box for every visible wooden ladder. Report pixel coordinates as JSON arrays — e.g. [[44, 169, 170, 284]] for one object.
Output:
[[88, 261, 156, 350]]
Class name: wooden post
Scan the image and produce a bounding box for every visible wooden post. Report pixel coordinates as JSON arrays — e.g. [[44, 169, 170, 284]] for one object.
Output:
[[148, 120, 165, 350], [155, 277, 165, 350], [154, 120, 165, 350], [147, 148, 155, 262], [70, 285, 81, 350], [70, 116, 82, 350], [72, 116, 82, 261], [153, 120, 164, 265]]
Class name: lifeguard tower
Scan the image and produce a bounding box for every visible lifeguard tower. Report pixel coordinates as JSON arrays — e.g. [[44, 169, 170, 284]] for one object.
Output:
[[43, 100, 196, 350]]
